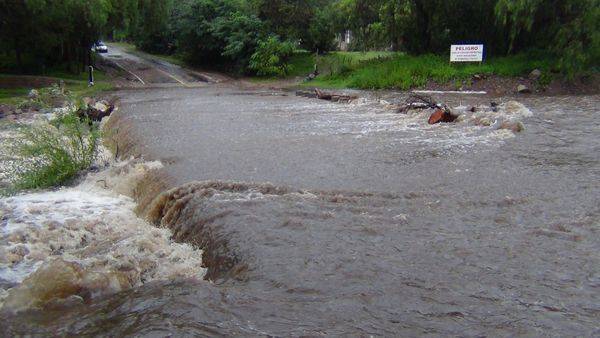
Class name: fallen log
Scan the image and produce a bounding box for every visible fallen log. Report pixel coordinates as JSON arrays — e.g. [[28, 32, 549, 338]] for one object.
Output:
[[397, 94, 439, 114], [295, 89, 357, 103], [315, 88, 332, 100], [295, 90, 318, 99], [315, 89, 357, 103], [394, 94, 458, 124]]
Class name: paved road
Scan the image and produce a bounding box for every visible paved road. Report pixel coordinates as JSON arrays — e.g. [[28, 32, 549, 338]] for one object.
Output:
[[99, 43, 223, 87]]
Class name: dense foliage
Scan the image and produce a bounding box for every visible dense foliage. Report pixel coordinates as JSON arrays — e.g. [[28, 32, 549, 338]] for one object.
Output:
[[0, 0, 119, 73], [0, 0, 597, 76], [249, 36, 296, 76], [335, 0, 599, 73]]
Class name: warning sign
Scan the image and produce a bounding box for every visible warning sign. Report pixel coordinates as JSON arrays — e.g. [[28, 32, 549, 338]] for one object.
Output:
[[450, 44, 484, 62]]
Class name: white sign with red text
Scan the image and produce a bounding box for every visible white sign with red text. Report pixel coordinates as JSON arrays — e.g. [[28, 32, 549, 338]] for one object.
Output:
[[450, 44, 484, 62]]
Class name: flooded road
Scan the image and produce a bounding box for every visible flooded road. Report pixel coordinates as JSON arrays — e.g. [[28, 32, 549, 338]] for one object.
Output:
[[2, 86, 599, 336]]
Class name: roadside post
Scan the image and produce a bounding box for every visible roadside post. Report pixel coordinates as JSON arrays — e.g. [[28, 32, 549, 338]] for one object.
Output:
[[88, 65, 94, 86], [450, 44, 484, 64]]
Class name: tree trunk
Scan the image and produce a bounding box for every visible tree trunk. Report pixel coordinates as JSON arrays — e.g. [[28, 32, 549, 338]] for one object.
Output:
[[414, 0, 430, 53], [14, 37, 23, 72]]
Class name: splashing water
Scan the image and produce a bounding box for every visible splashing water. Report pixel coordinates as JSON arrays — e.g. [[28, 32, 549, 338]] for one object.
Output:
[[0, 159, 206, 312]]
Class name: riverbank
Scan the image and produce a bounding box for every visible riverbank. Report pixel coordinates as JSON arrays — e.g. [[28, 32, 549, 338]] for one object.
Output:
[[0, 83, 206, 313], [266, 52, 599, 96], [0, 73, 113, 106], [111, 42, 599, 96]]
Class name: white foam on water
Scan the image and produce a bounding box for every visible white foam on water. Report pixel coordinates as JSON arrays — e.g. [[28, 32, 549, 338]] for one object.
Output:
[[0, 157, 206, 312], [295, 100, 531, 151], [412, 90, 488, 95]]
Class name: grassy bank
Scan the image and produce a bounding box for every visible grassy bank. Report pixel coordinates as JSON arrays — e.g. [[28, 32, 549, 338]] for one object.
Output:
[[0, 83, 104, 195], [104, 42, 563, 91], [299, 52, 555, 90], [0, 73, 112, 105], [248, 51, 395, 83], [248, 50, 558, 91]]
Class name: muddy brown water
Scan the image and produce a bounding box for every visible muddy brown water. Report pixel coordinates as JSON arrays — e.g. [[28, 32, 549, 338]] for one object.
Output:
[[2, 87, 599, 336]]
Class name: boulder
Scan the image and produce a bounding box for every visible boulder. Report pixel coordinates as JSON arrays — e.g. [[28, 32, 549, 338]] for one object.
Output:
[[500, 121, 525, 133], [0, 104, 14, 118], [428, 109, 458, 124], [529, 69, 542, 81], [27, 89, 40, 99], [517, 84, 531, 94], [93, 101, 110, 113], [428, 109, 444, 124], [78, 100, 114, 122], [82, 97, 95, 107]]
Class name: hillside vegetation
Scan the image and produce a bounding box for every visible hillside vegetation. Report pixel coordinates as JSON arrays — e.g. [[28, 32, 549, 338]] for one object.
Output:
[[0, 0, 597, 82]]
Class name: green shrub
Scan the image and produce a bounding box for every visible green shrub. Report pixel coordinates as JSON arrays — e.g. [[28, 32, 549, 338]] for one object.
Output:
[[8, 112, 99, 191], [249, 36, 296, 77]]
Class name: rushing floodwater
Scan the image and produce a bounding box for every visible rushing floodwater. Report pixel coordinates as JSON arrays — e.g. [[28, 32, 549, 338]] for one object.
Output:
[[1, 88, 599, 336]]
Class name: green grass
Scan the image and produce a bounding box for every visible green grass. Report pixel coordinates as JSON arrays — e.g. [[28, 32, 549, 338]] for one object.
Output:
[[305, 52, 556, 90], [1, 86, 103, 194], [6, 111, 100, 193], [0, 72, 113, 105], [286, 52, 316, 77], [0, 88, 30, 103], [250, 51, 397, 82]]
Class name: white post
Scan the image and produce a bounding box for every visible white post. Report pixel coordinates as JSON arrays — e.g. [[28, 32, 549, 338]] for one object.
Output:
[[88, 65, 94, 87]]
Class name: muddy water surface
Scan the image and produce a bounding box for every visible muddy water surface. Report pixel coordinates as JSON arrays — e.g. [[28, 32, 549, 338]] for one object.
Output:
[[2, 88, 599, 336]]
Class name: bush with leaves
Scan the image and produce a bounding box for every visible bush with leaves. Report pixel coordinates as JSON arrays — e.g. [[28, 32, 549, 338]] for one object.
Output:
[[249, 36, 296, 76], [7, 112, 99, 192]]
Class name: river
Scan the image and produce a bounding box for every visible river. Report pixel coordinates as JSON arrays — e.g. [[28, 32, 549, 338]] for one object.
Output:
[[1, 87, 599, 336]]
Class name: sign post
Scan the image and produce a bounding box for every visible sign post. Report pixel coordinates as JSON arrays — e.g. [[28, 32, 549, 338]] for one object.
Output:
[[88, 65, 94, 87], [450, 44, 484, 63]]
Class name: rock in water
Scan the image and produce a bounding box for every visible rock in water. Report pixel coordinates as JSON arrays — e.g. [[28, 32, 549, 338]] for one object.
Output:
[[428, 109, 445, 124], [517, 84, 531, 94], [2, 259, 84, 311], [428, 109, 458, 124], [500, 121, 525, 133]]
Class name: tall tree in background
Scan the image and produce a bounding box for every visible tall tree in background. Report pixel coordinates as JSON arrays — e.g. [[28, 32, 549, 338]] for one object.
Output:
[[1, 0, 597, 76], [496, 0, 600, 75], [171, 0, 264, 70], [0, 0, 113, 73], [130, 0, 173, 53], [0, 0, 36, 72]]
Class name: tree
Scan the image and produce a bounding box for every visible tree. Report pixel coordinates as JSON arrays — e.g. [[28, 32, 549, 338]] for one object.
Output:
[[249, 35, 295, 76], [496, 0, 600, 74], [130, 0, 173, 53], [170, 0, 264, 72]]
